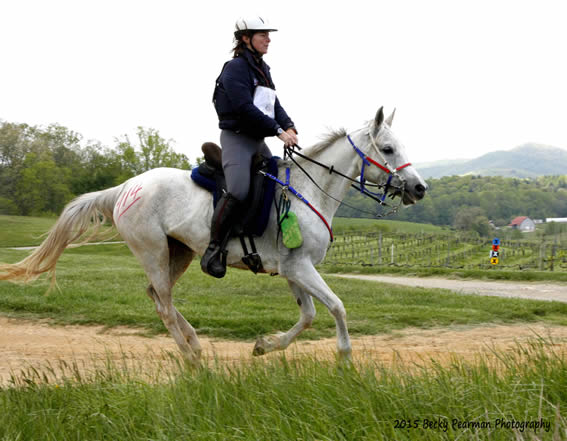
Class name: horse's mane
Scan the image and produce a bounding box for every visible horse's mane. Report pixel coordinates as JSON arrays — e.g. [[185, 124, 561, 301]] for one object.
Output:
[[301, 128, 348, 156]]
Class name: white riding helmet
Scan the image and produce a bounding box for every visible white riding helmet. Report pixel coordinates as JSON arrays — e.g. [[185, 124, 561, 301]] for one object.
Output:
[[234, 16, 278, 35]]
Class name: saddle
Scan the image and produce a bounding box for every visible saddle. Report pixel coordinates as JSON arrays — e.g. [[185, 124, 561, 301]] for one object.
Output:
[[191, 142, 278, 273]]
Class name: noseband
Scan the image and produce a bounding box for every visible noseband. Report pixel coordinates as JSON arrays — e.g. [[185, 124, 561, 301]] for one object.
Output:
[[347, 133, 411, 202]]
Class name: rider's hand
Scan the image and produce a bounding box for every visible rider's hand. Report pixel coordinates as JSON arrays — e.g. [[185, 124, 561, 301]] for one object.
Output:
[[278, 129, 298, 147], [286, 128, 298, 146]]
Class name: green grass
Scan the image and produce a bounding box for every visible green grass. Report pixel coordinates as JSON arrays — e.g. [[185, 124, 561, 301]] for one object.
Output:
[[1, 339, 565, 440], [1, 244, 567, 340], [332, 217, 447, 234], [1, 217, 566, 440], [3, 214, 564, 278], [0, 215, 119, 247], [0, 215, 57, 247], [319, 263, 567, 282]]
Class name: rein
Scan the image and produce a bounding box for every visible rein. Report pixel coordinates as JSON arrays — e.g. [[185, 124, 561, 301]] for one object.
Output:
[[261, 167, 334, 241], [283, 131, 410, 217], [259, 130, 412, 244]]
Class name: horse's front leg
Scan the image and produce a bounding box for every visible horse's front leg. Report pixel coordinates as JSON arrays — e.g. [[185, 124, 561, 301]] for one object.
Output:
[[253, 280, 315, 356], [288, 263, 352, 361]]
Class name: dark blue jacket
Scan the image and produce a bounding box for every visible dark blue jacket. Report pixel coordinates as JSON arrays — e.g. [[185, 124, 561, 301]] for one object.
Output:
[[213, 49, 295, 139]]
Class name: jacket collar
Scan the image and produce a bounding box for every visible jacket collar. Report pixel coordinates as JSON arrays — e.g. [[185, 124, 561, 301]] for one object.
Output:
[[241, 49, 274, 88]]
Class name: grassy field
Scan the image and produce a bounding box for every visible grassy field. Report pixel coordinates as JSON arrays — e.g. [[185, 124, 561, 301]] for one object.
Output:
[[331, 217, 447, 234], [1, 217, 567, 440], [0, 215, 57, 247], [0, 214, 119, 247], [0, 340, 565, 440], [319, 263, 567, 282], [1, 244, 567, 339], [3, 214, 566, 281], [0, 215, 441, 246]]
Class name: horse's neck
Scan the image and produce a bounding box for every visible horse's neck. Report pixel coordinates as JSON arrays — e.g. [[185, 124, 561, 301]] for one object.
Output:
[[293, 131, 364, 219]]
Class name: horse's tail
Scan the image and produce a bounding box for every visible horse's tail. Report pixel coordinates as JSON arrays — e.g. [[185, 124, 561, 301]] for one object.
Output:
[[0, 184, 124, 286]]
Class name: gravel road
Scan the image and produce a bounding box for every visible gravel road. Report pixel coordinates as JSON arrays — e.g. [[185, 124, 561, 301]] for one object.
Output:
[[335, 274, 567, 303]]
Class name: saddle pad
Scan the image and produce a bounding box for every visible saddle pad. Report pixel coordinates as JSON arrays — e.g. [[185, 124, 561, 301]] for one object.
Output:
[[191, 156, 279, 237]]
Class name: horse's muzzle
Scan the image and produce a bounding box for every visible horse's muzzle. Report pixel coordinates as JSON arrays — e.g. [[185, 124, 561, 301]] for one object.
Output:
[[402, 183, 427, 205]]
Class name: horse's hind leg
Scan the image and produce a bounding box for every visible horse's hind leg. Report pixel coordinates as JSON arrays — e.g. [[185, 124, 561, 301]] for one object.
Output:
[[253, 280, 316, 356], [131, 236, 200, 366], [146, 285, 202, 360], [167, 236, 202, 358]]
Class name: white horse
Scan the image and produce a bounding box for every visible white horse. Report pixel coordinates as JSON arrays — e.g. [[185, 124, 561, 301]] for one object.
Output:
[[0, 107, 426, 365]]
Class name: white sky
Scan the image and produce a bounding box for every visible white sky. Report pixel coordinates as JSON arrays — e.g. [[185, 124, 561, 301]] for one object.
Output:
[[2, 0, 567, 165]]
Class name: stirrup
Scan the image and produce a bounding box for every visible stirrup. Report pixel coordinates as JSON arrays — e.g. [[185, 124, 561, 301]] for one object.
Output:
[[239, 235, 264, 274], [201, 243, 227, 278]]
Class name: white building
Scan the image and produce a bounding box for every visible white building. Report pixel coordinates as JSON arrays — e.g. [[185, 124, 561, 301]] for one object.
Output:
[[546, 218, 567, 223]]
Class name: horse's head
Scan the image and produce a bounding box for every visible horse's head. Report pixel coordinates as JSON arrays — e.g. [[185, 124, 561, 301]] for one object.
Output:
[[361, 107, 427, 205]]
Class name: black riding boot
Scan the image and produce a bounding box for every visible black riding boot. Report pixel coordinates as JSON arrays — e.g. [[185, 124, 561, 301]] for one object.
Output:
[[200, 192, 241, 278]]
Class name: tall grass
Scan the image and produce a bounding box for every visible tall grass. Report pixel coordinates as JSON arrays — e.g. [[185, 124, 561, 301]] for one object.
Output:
[[1, 339, 565, 440]]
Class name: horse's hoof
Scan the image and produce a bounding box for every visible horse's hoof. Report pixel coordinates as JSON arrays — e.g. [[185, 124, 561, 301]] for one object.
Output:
[[253, 335, 280, 356], [182, 357, 202, 370], [337, 349, 353, 367], [253, 337, 271, 356], [252, 343, 265, 356]]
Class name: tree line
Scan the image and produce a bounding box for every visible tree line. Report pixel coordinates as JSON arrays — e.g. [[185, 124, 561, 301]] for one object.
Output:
[[0, 121, 193, 216], [2, 119, 567, 232]]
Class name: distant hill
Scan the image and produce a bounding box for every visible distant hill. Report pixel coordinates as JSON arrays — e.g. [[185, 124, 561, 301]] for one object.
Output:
[[416, 144, 567, 178]]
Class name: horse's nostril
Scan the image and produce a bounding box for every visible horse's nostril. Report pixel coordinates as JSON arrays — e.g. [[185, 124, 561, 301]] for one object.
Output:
[[415, 184, 426, 197]]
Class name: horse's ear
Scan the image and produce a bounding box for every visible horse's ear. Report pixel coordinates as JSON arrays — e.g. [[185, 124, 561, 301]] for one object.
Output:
[[374, 107, 384, 130], [386, 108, 396, 127]]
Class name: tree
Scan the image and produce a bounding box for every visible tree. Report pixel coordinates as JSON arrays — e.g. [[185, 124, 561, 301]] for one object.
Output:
[[115, 127, 191, 179], [453, 206, 490, 236], [14, 153, 72, 215], [0, 120, 198, 216]]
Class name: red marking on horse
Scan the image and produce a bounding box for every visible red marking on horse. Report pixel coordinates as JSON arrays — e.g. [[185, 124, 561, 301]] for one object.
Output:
[[115, 191, 127, 209], [121, 187, 133, 208], [117, 184, 143, 220]]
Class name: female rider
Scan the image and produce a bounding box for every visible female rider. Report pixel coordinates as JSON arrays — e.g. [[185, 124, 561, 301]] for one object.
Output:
[[201, 16, 299, 278]]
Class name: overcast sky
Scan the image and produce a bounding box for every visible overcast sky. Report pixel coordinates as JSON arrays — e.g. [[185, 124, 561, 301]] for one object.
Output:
[[2, 0, 566, 165]]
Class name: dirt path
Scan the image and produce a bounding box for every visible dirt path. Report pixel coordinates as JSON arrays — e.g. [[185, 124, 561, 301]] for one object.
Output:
[[335, 274, 567, 302], [3, 316, 567, 385], [2, 276, 567, 384]]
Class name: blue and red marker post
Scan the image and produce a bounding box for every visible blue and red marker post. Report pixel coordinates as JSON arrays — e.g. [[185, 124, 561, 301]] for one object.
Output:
[[490, 238, 500, 265]]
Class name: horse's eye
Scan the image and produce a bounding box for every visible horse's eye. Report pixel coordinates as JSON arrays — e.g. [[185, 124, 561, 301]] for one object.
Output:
[[382, 146, 394, 154]]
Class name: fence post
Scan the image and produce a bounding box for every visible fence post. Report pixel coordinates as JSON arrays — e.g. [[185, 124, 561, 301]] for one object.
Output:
[[539, 240, 545, 271], [391, 243, 395, 264], [551, 237, 558, 272], [379, 231, 382, 266]]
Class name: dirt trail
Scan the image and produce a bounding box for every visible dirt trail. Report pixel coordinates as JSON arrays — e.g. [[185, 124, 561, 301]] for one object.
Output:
[[3, 276, 567, 384], [335, 274, 567, 302], [2, 316, 567, 385]]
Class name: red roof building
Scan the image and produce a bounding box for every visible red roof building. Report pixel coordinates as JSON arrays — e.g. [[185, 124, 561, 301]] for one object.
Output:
[[509, 216, 535, 232]]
